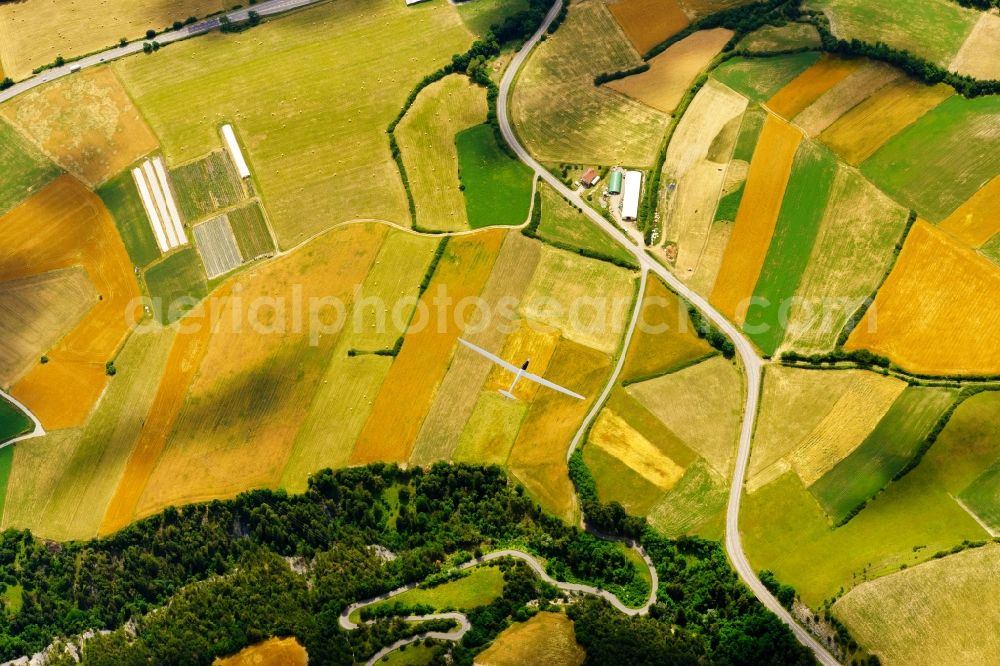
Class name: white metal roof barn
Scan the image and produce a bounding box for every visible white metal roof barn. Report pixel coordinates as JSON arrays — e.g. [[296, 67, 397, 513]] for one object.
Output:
[[621, 170, 642, 221]]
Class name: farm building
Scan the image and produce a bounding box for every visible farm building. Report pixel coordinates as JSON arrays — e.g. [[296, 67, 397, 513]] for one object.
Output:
[[221, 124, 251, 179], [579, 168, 599, 187], [608, 169, 623, 195], [621, 170, 642, 221]]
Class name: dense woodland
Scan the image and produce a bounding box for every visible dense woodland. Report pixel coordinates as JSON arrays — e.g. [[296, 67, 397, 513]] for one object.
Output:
[[0, 464, 812, 664]]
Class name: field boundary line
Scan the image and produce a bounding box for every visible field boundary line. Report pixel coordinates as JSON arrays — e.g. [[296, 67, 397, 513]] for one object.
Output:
[[0, 388, 45, 447], [951, 494, 999, 538]]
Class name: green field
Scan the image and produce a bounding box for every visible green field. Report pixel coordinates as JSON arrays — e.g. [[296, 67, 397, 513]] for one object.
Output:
[[583, 444, 664, 515], [96, 170, 162, 269], [370, 565, 505, 613], [511, 0, 669, 166], [0, 118, 60, 217], [804, 0, 977, 66], [5, 328, 176, 540], [861, 94, 1000, 222], [732, 105, 767, 162], [227, 202, 275, 260], [144, 248, 209, 324], [981, 232, 1000, 266], [743, 140, 837, 355], [169, 151, 245, 222], [535, 183, 636, 265], [711, 52, 821, 103], [737, 23, 821, 53], [113, 0, 474, 248], [810, 386, 958, 523], [0, 397, 31, 445], [959, 458, 1000, 532], [779, 167, 909, 355], [455, 0, 530, 38], [456, 125, 533, 228], [380, 644, 438, 666], [647, 460, 728, 538], [743, 390, 1000, 606], [0, 446, 12, 520]]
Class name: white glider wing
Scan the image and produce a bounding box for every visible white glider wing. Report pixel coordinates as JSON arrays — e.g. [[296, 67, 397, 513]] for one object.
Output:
[[458, 338, 585, 400]]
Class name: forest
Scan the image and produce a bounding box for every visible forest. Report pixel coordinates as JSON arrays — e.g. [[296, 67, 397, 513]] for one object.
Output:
[[0, 463, 813, 664]]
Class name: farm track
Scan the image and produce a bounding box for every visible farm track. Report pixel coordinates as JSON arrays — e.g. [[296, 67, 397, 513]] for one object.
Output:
[[0, 0, 839, 661], [499, 2, 839, 664], [0, 388, 44, 446], [340, 547, 658, 666]]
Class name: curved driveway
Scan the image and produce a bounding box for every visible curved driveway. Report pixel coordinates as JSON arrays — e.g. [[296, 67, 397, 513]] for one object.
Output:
[[498, 3, 839, 664]]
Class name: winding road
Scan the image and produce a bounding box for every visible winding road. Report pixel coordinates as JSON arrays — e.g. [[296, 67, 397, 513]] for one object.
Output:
[[340, 548, 658, 666], [497, 3, 839, 664], [0, 0, 839, 661]]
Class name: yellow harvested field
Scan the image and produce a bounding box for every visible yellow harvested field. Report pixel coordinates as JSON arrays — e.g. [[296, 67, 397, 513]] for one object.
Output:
[[659, 79, 747, 277], [0, 0, 224, 81], [767, 55, 862, 119], [100, 296, 225, 535], [785, 371, 904, 486], [410, 232, 540, 465], [350, 231, 505, 465], [1, 67, 158, 186], [749, 366, 860, 490], [484, 321, 560, 401], [834, 544, 1000, 665], [1, 176, 141, 429], [134, 225, 387, 519], [819, 80, 953, 165], [452, 392, 527, 466], [793, 62, 901, 137], [397, 75, 487, 231], [627, 355, 742, 477], [939, 175, 1000, 248], [621, 277, 713, 381], [710, 115, 801, 323], [590, 409, 684, 490], [520, 245, 635, 354], [607, 0, 691, 54], [0, 268, 97, 388], [688, 219, 732, 297], [951, 12, 1000, 81], [512, 0, 669, 166], [608, 28, 734, 113], [846, 221, 1000, 375], [214, 637, 308, 666], [476, 612, 584, 666], [281, 230, 437, 490], [508, 340, 611, 522]]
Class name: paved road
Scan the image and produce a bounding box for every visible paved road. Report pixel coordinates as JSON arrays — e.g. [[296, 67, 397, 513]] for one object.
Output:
[[0, 0, 321, 106], [341, 547, 657, 664], [497, 3, 839, 664], [0, 389, 44, 447]]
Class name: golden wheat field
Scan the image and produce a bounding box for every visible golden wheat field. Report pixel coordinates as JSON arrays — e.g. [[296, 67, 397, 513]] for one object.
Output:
[[1, 176, 140, 429], [710, 115, 801, 323], [214, 637, 308, 666], [507, 339, 612, 521], [792, 61, 901, 137], [100, 295, 223, 535], [846, 221, 1000, 375], [476, 612, 584, 666], [819, 80, 953, 165], [938, 175, 1000, 248], [766, 55, 862, 119], [1, 67, 158, 186], [608, 29, 734, 114], [0, 268, 97, 388], [350, 230, 505, 465], [409, 232, 541, 465], [607, 0, 690, 54], [133, 225, 387, 519]]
